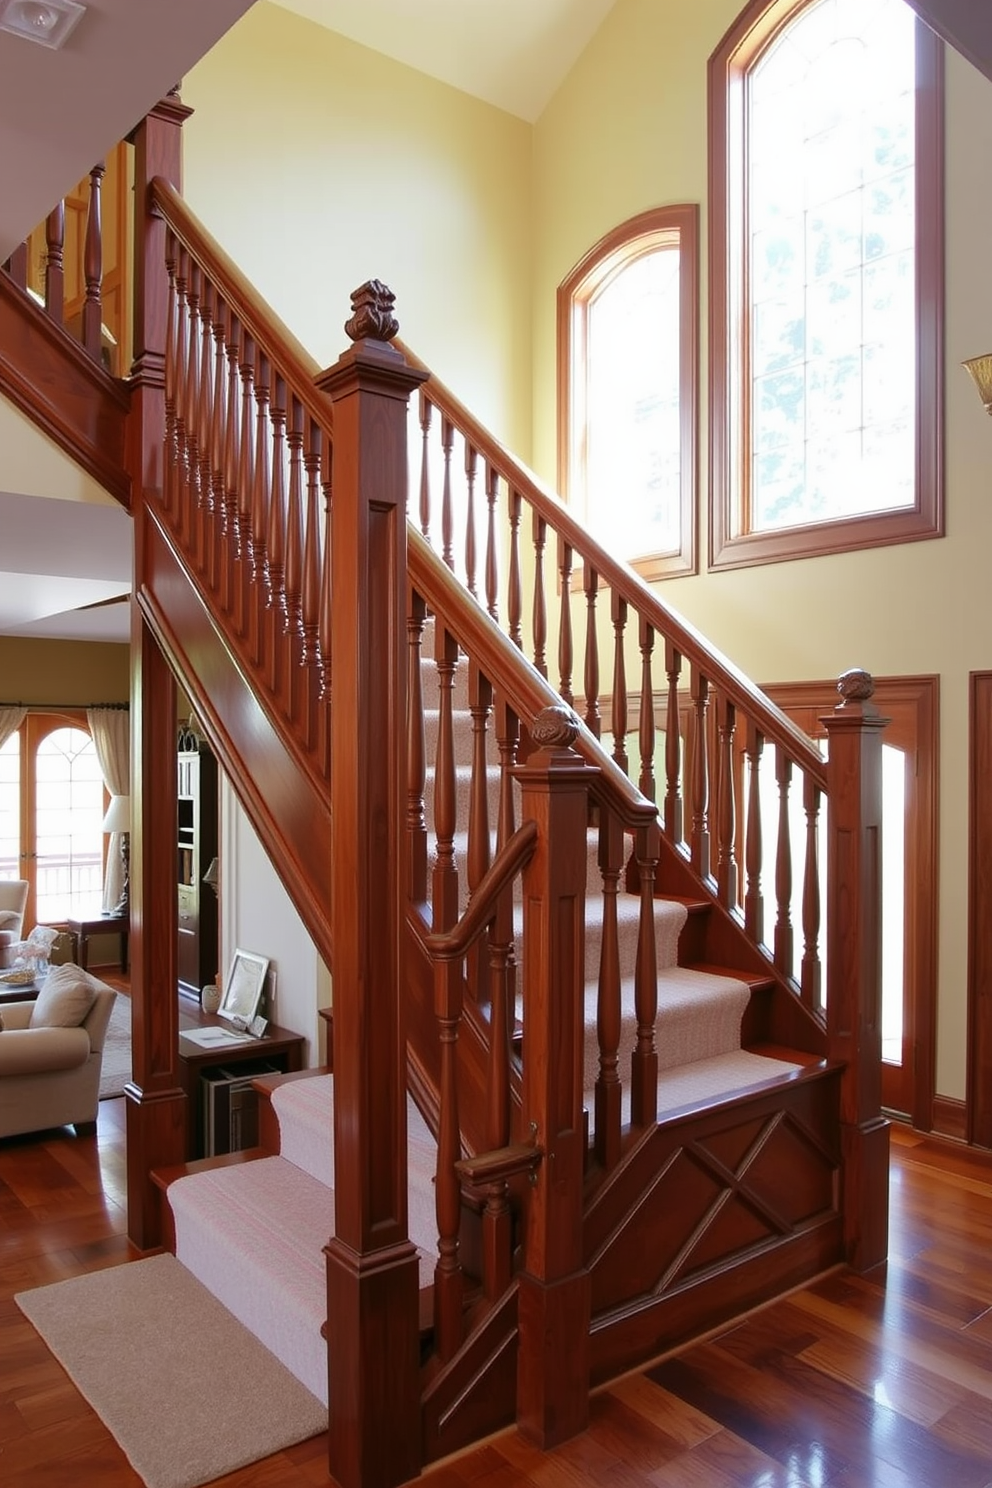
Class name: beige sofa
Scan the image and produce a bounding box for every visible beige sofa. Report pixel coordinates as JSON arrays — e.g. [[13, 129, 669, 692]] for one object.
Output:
[[0, 979, 117, 1139]]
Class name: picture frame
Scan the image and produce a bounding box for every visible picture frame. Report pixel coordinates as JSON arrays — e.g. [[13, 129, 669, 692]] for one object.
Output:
[[219, 949, 269, 1024]]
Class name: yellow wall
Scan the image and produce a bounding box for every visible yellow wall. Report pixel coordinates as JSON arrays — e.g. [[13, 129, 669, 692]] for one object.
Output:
[[532, 0, 992, 1101], [182, 0, 533, 452], [0, 638, 129, 703]]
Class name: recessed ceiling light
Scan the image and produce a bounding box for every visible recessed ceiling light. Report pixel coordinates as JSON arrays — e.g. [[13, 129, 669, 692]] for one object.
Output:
[[0, 0, 85, 50]]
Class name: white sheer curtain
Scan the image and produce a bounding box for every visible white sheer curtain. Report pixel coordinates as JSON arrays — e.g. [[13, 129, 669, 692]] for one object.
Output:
[[87, 706, 130, 913], [0, 706, 26, 752]]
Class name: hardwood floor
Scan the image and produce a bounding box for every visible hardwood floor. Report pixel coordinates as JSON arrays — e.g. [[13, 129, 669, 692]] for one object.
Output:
[[2, 1106, 991, 1487]]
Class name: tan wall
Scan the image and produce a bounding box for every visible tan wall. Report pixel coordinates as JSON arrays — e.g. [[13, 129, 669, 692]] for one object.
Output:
[[0, 638, 129, 704], [532, 0, 992, 1101], [183, 0, 534, 453]]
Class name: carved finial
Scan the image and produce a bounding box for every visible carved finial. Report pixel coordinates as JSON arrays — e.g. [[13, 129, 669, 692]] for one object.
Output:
[[531, 704, 581, 749], [837, 668, 875, 703], [345, 280, 398, 344]]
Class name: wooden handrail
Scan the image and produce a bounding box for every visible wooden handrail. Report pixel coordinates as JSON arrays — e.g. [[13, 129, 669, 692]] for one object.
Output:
[[423, 820, 538, 962], [409, 530, 657, 829], [398, 339, 826, 787]]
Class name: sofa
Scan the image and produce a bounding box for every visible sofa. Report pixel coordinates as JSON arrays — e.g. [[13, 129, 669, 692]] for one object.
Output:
[[0, 965, 118, 1139], [0, 880, 28, 968]]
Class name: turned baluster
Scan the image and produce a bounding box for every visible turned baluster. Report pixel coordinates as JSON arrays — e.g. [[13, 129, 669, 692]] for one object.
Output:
[[5, 242, 27, 288], [441, 416, 455, 572], [432, 625, 460, 934], [801, 773, 823, 1013], [406, 590, 428, 908], [493, 696, 521, 1062], [611, 593, 628, 776], [583, 562, 601, 738], [690, 669, 711, 882], [716, 695, 738, 910], [774, 750, 794, 978], [234, 332, 256, 639], [638, 618, 656, 804], [208, 294, 228, 593], [182, 263, 202, 548], [485, 463, 500, 622], [464, 441, 478, 599], [220, 314, 241, 616], [301, 419, 322, 671], [631, 821, 660, 1128], [664, 640, 683, 843], [744, 719, 765, 944], [252, 348, 271, 590], [317, 432, 333, 715], [81, 162, 105, 363], [466, 664, 494, 1000], [194, 278, 214, 574], [418, 391, 433, 540], [595, 806, 623, 1170], [173, 251, 190, 534], [558, 537, 574, 707], [482, 918, 514, 1298], [284, 396, 306, 690], [433, 958, 464, 1362], [44, 201, 65, 323], [507, 489, 523, 649], [532, 512, 548, 678], [163, 244, 178, 517], [266, 372, 289, 697]]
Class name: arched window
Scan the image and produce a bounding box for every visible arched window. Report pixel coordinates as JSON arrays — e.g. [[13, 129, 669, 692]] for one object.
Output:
[[0, 733, 19, 883], [709, 0, 943, 568], [558, 204, 698, 578]]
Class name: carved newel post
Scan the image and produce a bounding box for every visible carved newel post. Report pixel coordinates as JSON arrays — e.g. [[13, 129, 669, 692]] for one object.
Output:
[[514, 705, 597, 1446], [314, 283, 428, 1488], [821, 669, 890, 1274]]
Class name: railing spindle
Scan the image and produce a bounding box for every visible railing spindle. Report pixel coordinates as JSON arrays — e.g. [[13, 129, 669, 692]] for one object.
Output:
[[485, 462, 500, 622], [183, 262, 201, 545], [44, 201, 65, 323], [163, 242, 178, 518], [802, 773, 823, 1013], [744, 719, 765, 945], [508, 489, 523, 649], [611, 592, 628, 775], [317, 431, 333, 711], [558, 537, 574, 707], [81, 162, 105, 362], [441, 415, 455, 571], [433, 958, 464, 1362], [432, 624, 460, 933], [418, 391, 433, 539], [595, 806, 623, 1170], [301, 418, 322, 670], [583, 562, 600, 739], [464, 441, 478, 599], [208, 293, 227, 593], [532, 512, 548, 678], [631, 822, 659, 1127], [267, 372, 289, 693], [638, 618, 656, 803], [407, 589, 428, 907], [235, 331, 256, 638], [664, 640, 683, 843], [221, 313, 241, 616], [716, 695, 738, 910], [690, 669, 711, 881], [774, 749, 794, 978]]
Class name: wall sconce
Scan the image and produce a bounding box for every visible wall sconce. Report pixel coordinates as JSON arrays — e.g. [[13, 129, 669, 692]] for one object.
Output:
[[963, 355, 992, 415], [102, 793, 131, 916], [203, 857, 219, 895]]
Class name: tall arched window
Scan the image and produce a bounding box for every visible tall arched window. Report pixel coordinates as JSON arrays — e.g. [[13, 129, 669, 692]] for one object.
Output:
[[709, 0, 943, 569], [34, 724, 104, 922], [558, 204, 699, 578]]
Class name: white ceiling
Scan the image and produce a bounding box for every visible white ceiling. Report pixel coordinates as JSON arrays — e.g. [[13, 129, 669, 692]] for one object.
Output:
[[1, 0, 617, 644]]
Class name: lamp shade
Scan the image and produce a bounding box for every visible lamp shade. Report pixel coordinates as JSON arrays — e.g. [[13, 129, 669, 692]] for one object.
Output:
[[963, 355, 992, 414], [102, 794, 131, 833], [203, 857, 219, 889]]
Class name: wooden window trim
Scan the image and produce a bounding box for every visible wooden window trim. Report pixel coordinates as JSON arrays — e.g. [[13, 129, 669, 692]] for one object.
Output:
[[708, 0, 944, 572], [557, 203, 699, 580]]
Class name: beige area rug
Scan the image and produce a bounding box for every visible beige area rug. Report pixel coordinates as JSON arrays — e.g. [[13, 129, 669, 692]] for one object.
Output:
[[98, 992, 131, 1099], [15, 1252, 326, 1488]]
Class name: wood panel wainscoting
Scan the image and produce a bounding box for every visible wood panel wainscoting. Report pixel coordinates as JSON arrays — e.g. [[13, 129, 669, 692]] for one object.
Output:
[[2, 1107, 992, 1486]]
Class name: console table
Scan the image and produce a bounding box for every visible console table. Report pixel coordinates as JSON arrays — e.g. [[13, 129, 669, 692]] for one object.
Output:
[[66, 908, 129, 972], [178, 1004, 305, 1158]]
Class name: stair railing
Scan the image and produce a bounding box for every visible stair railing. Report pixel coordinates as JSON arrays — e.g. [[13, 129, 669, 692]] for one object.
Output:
[[399, 346, 832, 1014]]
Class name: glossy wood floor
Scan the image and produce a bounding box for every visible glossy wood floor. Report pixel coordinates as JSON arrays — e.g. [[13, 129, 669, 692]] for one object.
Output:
[[2, 1099, 992, 1487]]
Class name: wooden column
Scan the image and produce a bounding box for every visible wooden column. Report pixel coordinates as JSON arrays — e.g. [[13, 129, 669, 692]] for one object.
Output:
[[514, 705, 596, 1448], [125, 598, 185, 1248], [821, 669, 890, 1274], [124, 89, 191, 1250], [314, 283, 428, 1488], [128, 88, 192, 503]]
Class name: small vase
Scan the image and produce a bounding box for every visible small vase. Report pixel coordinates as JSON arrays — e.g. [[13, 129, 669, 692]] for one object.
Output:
[[201, 982, 222, 1015]]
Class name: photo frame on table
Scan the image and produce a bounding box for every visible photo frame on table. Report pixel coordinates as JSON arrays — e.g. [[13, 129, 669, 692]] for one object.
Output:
[[219, 949, 269, 1024]]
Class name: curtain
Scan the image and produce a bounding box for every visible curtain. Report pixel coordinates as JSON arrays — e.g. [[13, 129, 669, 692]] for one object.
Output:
[[87, 707, 130, 913], [0, 706, 26, 752]]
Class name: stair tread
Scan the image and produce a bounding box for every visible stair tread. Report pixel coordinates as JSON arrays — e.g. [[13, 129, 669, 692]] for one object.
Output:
[[684, 961, 776, 990]]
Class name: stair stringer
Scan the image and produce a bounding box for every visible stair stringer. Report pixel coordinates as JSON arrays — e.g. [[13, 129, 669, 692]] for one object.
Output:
[[583, 1061, 844, 1387], [420, 1284, 519, 1465], [136, 506, 334, 971]]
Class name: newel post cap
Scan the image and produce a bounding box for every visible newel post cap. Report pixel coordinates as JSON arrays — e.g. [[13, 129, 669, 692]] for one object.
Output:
[[314, 280, 427, 399]]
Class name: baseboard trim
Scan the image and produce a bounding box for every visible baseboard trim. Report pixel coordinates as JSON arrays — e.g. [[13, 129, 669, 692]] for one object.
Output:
[[931, 1095, 967, 1142]]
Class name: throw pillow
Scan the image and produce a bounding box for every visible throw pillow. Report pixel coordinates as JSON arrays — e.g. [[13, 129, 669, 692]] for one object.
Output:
[[29, 963, 97, 1029]]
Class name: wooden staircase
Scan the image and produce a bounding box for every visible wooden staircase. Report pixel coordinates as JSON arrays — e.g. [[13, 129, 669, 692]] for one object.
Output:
[[3, 95, 890, 1488]]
